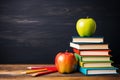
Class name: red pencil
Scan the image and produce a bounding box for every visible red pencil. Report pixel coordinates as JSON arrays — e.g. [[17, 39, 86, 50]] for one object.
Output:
[[26, 66, 58, 76], [27, 66, 57, 71], [30, 69, 57, 77]]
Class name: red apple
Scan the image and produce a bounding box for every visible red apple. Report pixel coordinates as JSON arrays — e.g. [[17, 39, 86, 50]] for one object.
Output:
[[55, 50, 77, 73]]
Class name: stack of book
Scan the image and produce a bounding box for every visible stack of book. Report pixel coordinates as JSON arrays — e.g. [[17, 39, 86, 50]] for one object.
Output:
[[70, 36, 118, 75]]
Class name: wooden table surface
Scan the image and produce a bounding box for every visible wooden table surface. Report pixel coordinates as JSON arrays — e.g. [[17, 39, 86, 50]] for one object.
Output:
[[0, 64, 120, 80]]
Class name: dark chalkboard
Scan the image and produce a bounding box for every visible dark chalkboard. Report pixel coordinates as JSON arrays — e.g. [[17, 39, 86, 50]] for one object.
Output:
[[0, 0, 120, 64]]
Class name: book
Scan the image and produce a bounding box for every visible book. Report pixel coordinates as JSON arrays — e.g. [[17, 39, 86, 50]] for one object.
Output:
[[74, 53, 80, 62], [73, 48, 111, 56], [80, 67, 118, 75], [74, 53, 111, 62], [79, 55, 111, 62], [70, 42, 109, 50], [79, 61, 113, 68], [72, 36, 104, 43]]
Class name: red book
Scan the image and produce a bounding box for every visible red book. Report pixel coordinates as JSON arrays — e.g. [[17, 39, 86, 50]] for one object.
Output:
[[73, 48, 111, 56]]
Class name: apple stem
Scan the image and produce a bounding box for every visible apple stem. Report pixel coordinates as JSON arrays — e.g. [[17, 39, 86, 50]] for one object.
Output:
[[87, 16, 89, 18], [65, 50, 69, 54], [65, 50, 68, 52]]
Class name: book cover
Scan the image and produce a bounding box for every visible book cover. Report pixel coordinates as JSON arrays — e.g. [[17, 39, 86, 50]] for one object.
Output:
[[72, 36, 104, 43], [79, 61, 113, 68], [73, 48, 111, 56], [79, 67, 118, 75], [79, 55, 112, 62], [70, 42, 109, 50]]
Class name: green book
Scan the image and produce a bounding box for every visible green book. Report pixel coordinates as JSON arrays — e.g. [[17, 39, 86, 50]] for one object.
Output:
[[74, 53, 111, 62], [79, 60, 113, 68], [79, 55, 112, 62]]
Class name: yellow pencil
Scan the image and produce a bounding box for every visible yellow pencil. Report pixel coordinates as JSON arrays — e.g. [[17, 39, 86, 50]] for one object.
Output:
[[22, 68, 47, 74]]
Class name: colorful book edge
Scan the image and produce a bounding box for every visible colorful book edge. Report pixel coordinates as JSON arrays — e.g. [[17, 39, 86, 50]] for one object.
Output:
[[79, 67, 118, 75]]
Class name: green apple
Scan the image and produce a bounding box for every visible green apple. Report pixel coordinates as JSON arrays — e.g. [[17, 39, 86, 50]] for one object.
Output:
[[76, 17, 96, 37]]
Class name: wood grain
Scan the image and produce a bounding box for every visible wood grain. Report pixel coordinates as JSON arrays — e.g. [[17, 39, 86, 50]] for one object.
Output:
[[0, 64, 120, 80]]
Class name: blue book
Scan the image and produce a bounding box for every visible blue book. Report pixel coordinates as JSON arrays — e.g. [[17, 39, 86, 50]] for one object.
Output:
[[79, 67, 118, 75], [72, 36, 104, 43]]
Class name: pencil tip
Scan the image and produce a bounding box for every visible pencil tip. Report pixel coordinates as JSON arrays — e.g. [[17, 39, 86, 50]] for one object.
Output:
[[27, 67, 32, 69], [20, 71, 26, 74]]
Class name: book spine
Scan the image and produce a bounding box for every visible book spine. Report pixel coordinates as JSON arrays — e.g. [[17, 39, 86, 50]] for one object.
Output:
[[79, 62, 84, 67], [80, 68, 87, 75], [73, 48, 80, 54]]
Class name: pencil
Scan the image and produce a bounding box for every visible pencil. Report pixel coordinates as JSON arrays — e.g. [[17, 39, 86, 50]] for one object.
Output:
[[27, 66, 45, 70], [22, 68, 47, 74], [30, 70, 57, 77], [27, 66, 57, 70]]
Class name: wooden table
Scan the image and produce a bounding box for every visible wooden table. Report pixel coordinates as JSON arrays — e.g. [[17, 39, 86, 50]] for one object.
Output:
[[0, 64, 120, 80]]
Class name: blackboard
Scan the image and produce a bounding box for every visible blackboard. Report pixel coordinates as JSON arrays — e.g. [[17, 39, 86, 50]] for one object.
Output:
[[0, 0, 120, 64]]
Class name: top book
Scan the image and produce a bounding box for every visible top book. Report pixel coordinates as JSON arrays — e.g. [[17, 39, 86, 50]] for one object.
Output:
[[72, 36, 104, 43]]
